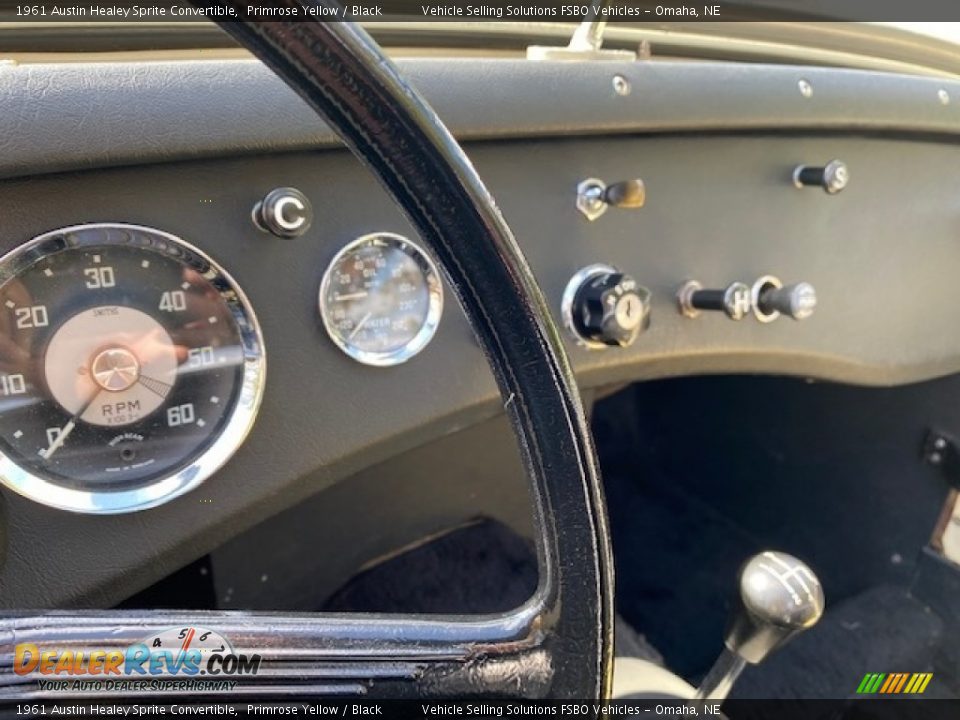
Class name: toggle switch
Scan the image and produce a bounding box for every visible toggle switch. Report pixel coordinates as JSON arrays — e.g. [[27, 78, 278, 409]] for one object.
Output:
[[752, 275, 817, 322], [576, 177, 646, 221], [677, 280, 752, 321], [792, 159, 849, 194], [562, 264, 651, 348]]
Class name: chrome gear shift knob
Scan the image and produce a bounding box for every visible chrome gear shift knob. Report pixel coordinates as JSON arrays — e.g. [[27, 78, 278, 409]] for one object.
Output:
[[694, 551, 824, 702], [727, 551, 824, 663]]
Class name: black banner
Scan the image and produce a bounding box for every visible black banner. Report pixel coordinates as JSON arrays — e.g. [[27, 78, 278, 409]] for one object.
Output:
[[3, 0, 960, 23], [4, 700, 960, 720]]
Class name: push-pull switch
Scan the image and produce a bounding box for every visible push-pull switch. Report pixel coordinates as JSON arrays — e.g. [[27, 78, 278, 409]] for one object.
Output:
[[252, 187, 313, 238], [752, 275, 817, 322], [678, 280, 752, 321], [792, 159, 849, 194], [576, 178, 646, 221]]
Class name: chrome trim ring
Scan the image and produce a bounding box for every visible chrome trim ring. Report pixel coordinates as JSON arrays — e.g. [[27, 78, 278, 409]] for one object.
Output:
[[677, 279, 703, 319], [752, 274, 783, 323], [318, 232, 443, 367], [0, 223, 266, 514]]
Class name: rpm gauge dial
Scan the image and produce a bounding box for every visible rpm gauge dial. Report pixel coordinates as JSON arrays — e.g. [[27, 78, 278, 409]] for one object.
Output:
[[319, 233, 443, 366], [0, 224, 265, 514]]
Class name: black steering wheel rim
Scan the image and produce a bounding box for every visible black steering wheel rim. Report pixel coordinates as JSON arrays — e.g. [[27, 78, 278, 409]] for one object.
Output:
[[0, 8, 614, 702], [204, 9, 615, 699]]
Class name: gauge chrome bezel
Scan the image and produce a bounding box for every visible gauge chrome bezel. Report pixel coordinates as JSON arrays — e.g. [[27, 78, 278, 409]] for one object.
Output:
[[0, 223, 266, 514], [319, 232, 444, 367]]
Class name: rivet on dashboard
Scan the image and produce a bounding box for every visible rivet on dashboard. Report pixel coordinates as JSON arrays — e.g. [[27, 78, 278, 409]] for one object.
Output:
[[939, 89, 951, 106], [612, 75, 631, 96], [798, 79, 813, 98]]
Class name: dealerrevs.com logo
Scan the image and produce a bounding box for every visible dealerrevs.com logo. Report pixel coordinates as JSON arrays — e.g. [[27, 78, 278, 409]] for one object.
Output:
[[14, 626, 261, 693]]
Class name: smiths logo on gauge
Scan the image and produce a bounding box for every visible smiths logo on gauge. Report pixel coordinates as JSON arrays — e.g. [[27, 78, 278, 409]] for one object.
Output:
[[0, 224, 265, 514]]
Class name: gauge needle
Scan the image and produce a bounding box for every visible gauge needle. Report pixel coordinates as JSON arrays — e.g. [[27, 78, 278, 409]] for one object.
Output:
[[39, 387, 102, 461], [349, 311, 372, 341], [334, 291, 369, 302], [179, 627, 196, 657]]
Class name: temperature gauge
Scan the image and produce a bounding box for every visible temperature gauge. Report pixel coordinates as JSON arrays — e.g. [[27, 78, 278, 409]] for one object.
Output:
[[319, 233, 443, 366]]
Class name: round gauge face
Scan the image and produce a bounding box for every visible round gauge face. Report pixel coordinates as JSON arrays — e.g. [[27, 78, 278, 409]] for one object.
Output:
[[319, 233, 443, 366], [0, 224, 265, 514]]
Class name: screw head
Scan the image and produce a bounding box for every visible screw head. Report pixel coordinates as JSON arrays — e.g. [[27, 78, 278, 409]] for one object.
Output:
[[798, 79, 813, 98], [612, 75, 631, 96]]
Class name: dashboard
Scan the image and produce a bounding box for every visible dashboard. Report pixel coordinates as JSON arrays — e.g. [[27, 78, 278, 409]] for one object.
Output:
[[1, 56, 959, 608]]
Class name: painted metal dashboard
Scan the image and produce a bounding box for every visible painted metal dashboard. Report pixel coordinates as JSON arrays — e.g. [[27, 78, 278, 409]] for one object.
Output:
[[0, 57, 959, 607]]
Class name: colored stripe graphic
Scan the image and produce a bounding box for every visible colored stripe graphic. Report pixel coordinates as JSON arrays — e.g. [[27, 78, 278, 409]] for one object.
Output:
[[879, 674, 896, 694], [857, 672, 933, 694]]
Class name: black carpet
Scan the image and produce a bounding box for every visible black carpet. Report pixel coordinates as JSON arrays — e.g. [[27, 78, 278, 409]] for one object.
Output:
[[322, 519, 538, 614], [732, 585, 948, 700], [592, 376, 954, 681]]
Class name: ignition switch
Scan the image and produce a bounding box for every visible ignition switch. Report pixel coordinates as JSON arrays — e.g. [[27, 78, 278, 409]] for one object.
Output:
[[562, 264, 651, 348]]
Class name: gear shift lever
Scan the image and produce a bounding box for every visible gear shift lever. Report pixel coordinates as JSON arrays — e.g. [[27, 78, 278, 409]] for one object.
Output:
[[693, 551, 825, 701]]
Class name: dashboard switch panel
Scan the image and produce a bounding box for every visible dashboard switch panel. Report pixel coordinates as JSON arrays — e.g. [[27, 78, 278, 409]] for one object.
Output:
[[562, 264, 650, 348]]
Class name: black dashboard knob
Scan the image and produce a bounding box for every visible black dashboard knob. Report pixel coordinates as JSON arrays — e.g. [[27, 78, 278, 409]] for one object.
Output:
[[793, 159, 849, 194], [252, 187, 313, 238], [678, 280, 752, 321], [562, 264, 651, 348]]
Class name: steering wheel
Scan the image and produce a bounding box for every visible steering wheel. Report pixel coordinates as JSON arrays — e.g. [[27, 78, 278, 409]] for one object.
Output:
[[2, 6, 614, 701]]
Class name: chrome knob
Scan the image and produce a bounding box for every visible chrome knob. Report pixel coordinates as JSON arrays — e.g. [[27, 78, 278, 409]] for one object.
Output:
[[727, 551, 824, 663], [752, 276, 817, 322], [695, 551, 824, 701]]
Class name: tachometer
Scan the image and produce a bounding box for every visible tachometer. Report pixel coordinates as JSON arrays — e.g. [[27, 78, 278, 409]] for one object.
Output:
[[0, 224, 265, 514], [319, 232, 443, 366]]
